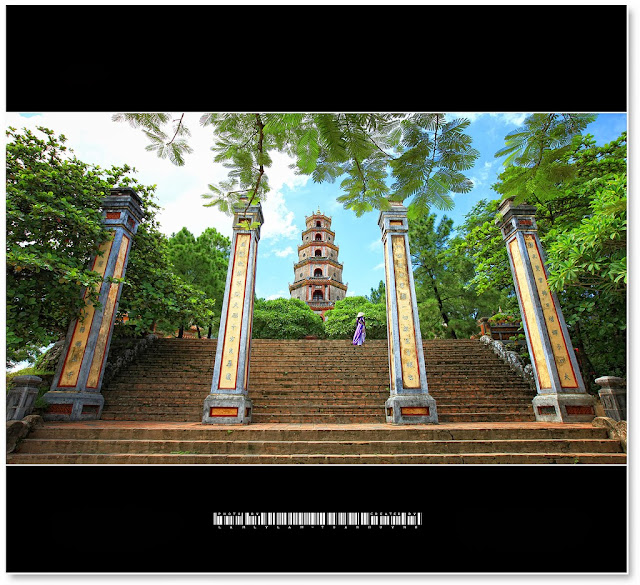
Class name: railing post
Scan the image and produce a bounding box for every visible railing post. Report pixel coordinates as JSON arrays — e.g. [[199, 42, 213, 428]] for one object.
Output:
[[6, 375, 43, 421], [42, 188, 143, 420], [203, 197, 263, 424], [595, 376, 626, 421], [496, 198, 595, 422], [379, 202, 437, 424]]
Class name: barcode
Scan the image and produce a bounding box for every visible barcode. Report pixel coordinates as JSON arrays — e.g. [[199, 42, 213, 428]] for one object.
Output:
[[213, 512, 422, 527]]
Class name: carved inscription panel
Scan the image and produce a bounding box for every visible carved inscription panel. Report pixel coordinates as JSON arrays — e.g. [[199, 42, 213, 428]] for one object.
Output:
[[218, 234, 250, 390], [391, 235, 420, 389], [524, 235, 578, 388]]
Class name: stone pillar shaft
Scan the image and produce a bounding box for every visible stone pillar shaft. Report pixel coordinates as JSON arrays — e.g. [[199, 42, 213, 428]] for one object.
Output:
[[203, 199, 263, 424], [379, 202, 437, 424], [43, 188, 143, 421], [496, 198, 594, 422]]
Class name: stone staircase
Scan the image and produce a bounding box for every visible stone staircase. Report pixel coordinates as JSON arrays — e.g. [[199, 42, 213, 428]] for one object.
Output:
[[98, 338, 538, 423], [7, 338, 626, 464], [6, 420, 626, 464]]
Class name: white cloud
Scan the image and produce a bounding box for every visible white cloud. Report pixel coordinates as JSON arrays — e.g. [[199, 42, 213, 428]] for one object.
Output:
[[4, 113, 312, 242], [373, 262, 385, 271], [4, 112, 234, 238], [469, 160, 500, 190], [260, 190, 298, 242], [449, 112, 531, 127], [368, 238, 382, 252], [265, 291, 288, 300], [272, 246, 294, 258]]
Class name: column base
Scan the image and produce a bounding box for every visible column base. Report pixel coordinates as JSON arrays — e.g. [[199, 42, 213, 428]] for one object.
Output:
[[385, 394, 438, 424], [532, 393, 596, 422], [202, 394, 253, 425], [42, 391, 104, 421]]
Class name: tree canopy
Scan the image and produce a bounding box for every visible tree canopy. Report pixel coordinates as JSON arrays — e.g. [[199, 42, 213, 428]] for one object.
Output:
[[114, 113, 480, 219], [6, 127, 129, 364], [323, 297, 387, 340], [252, 298, 325, 339], [5, 126, 221, 364]]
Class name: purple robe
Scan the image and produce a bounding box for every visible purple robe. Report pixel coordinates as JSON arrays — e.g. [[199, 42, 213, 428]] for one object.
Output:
[[352, 316, 366, 346]]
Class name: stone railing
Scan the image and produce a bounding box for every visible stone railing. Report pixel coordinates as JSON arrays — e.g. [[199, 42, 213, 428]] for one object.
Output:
[[101, 334, 158, 390], [480, 335, 534, 387]]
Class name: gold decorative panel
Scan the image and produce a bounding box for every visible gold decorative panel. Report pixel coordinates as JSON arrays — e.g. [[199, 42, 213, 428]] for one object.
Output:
[[58, 237, 114, 387], [524, 235, 578, 388], [384, 238, 396, 385], [87, 235, 130, 388], [509, 237, 551, 389], [218, 234, 251, 390], [391, 235, 420, 389]]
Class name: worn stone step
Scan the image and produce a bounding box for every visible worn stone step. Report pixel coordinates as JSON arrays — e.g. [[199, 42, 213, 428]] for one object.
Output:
[[7, 452, 627, 464], [26, 422, 611, 440], [15, 437, 622, 456]]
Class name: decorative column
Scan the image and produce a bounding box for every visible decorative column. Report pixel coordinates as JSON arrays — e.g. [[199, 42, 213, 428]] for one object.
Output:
[[496, 198, 595, 422], [379, 201, 437, 424], [43, 188, 143, 421], [203, 197, 263, 424]]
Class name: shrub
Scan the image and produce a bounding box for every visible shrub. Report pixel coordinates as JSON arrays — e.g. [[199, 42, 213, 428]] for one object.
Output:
[[252, 298, 325, 339], [324, 297, 387, 339]]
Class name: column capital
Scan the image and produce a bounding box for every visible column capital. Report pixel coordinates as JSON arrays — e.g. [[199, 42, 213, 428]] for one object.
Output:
[[378, 200, 409, 239], [102, 188, 144, 236], [232, 197, 264, 239], [495, 198, 539, 240]]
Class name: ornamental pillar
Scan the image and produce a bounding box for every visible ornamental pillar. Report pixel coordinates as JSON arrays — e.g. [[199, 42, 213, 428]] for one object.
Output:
[[379, 202, 438, 424], [203, 197, 263, 424], [43, 188, 143, 421], [496, 198, 595, 422]]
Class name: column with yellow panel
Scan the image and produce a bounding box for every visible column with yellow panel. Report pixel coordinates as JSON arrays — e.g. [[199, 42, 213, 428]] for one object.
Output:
[[203, 197, 263, 424], [44, 188, 143, 420], [496, 198, 595, 422], [379, 201, 438, 424]]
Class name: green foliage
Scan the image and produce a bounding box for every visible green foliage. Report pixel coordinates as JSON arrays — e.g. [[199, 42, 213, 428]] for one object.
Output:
[[488, 312, 517, 324], [408, 212, 513, 339], [323, 297, 387, 340], [492, 123, 627, 383], [252, 298, 325, 339], [115, 222, 217, 338], [450, 199, 517, 305], [114, 113, 479, 219], [112, 113, 192, 166], [166, 226, 230, 331], [366, 280, 386, 304], [545, 174, 626, 293], [5, 126, 132, 365]]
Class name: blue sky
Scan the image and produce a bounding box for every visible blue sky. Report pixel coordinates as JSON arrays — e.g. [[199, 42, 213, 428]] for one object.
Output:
[[251, 113, 628, 301], [5, 112, 627, 303]]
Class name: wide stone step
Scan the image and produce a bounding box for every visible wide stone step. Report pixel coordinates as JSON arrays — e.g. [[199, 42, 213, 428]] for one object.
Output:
[[8, 452, 626, 464], [14, 437, 622, 456]]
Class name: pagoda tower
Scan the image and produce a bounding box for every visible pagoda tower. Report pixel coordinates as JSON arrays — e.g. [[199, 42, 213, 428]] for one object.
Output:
[[289, 210, 348, 320]]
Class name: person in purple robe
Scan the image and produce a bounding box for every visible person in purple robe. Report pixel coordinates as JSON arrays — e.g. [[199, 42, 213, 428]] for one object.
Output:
[[352, 312, 366, 346]]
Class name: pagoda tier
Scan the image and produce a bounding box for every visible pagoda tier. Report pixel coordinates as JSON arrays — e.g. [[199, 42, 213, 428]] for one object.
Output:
[[290, 210, 347, 320]]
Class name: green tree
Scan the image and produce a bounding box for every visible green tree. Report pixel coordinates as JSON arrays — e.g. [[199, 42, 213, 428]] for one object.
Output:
[[408, 212, 511, 339], [166, 226, 230, 336], [252, 298, 325, 339], [323, 297, 387, 340], [6, 127, 131, 365], [366, 280, 386, 304], [114, 113, 480, 219], [450, 199, 517, 306], [492, 123, 628, 384], [115, 222, 217, 339]]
